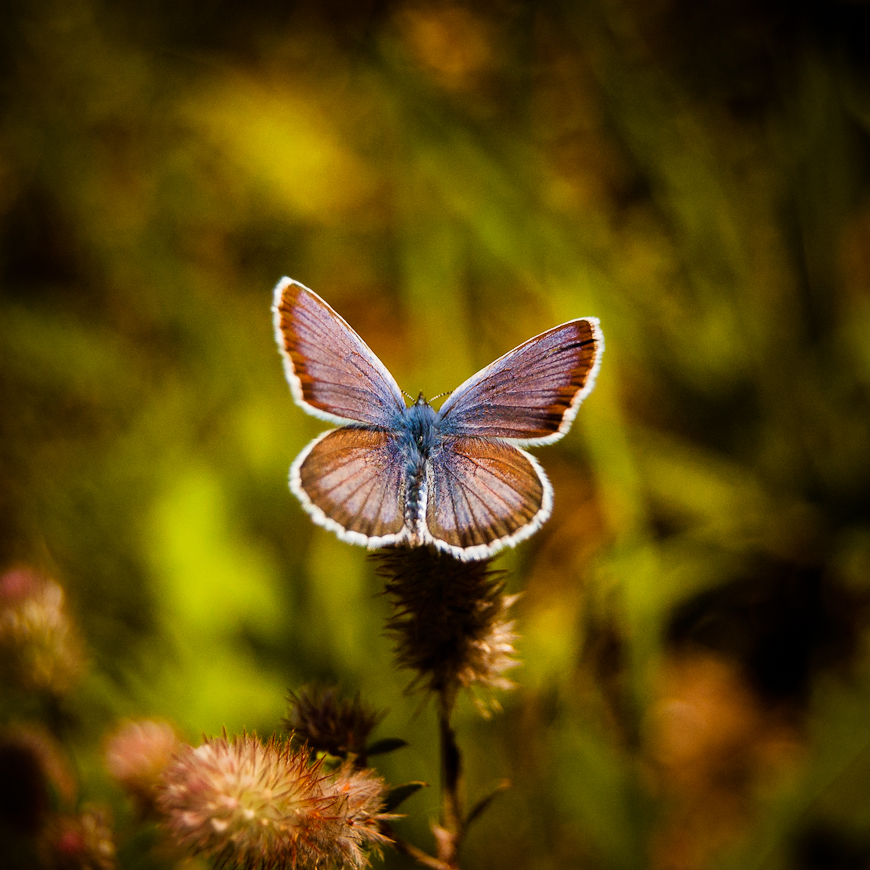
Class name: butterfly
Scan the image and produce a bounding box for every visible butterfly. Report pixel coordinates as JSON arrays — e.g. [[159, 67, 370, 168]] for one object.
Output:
[[273, 278, 604, 561]]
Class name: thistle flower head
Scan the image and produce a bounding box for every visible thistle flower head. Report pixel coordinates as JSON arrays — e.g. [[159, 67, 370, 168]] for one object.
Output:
[[158, 732, 392, 870], [0, 567, 85, 695], [376, 548, 520, 712], [285, 687, 383, 760], [104, 719, 180, 812]]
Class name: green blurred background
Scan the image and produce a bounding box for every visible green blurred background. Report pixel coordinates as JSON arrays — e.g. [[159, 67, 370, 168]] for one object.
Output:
[[3, 0, 870, 868]]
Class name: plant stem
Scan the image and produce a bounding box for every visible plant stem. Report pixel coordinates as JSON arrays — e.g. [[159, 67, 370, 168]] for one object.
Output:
[[390, 832, 453, 870], [437, 689, 462, 868]]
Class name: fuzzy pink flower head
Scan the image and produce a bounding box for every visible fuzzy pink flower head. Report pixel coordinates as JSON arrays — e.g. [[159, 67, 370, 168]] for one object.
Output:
[[157, 733, 390, 870], [326, 761, 395, 865], [105, 719, 180, 810], [0, 567, 85, 694]]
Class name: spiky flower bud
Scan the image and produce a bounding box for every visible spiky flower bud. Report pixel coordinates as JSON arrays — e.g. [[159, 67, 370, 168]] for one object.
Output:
[[285, 687, 382, 760], [104, 719, 180, 812], [375, 548, 520, 711], [0, 567, 85, 695], [157, 732, 392, 870]]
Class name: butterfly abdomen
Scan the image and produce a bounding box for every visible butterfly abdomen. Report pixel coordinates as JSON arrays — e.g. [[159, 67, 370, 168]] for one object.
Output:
[[400, 399, 438, 541]]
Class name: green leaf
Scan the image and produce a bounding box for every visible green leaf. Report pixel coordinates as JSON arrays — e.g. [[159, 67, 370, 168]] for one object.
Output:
[[366, 737, 409, 756], [384, 781, 428, 812], [465, 780, 511, 829]]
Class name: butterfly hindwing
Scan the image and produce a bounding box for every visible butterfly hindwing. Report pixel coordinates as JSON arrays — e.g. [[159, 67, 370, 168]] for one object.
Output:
[[423, 435, 552, 559], [435, 319, 603, 445], [273, 278, 405, 427], [292, 427, 409, 547]]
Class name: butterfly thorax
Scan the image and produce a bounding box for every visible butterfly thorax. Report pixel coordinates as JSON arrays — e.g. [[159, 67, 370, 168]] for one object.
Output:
[[402, 394, 438, 462]]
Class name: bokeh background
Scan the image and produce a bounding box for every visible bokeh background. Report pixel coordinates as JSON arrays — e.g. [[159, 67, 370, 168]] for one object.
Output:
[[3, 0, 870, 868]]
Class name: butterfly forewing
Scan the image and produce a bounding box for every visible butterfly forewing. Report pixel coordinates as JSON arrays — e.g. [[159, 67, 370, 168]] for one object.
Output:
[[435, 319, 603, 445], [292, 427, 409, 545], [273, 278, 405, 427], [424, 435, 551, 558]]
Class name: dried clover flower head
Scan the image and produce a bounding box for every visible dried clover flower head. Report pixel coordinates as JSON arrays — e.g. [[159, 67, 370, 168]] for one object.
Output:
[[0, 567, 85, 695], [158, 732, 392, 870], [42, 805, 116, 870], [104, 719, 180, 811], [376, 548, 520, 711], [285, 687, 382, 760]]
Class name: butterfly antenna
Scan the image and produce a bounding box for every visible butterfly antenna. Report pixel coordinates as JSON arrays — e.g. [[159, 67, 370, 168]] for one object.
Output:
[[403, 389, 451, 406]]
